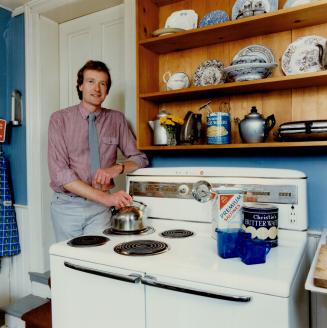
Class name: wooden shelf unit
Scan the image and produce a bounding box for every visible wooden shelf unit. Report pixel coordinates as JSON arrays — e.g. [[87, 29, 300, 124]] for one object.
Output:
[[136, 0, 327, 151]]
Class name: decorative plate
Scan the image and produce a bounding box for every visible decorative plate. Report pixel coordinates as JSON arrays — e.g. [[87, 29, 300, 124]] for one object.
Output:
[[281, 35, 327, 75], [232, 44, 276, 64], [165, 9, 198, 30], [283, 0, 315, 8], [232, 0, 278, 20], [192, 60, 225, 86], [152, 27, 185, 37], [199, 10, 230, 27]]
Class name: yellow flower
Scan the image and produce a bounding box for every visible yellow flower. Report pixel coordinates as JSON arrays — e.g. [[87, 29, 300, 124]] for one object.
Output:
[[160, 115, 184, 126]]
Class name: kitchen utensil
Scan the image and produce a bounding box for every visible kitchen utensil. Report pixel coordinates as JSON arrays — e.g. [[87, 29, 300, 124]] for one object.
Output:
[[163, 71, 190, 90], [192, 59, 225, 86], [165, 9, 198, 30], [232, 0, 278, 20], [152, 27, 185, 36], [224, 62, 277, 81], [235, 106, 275, 143], [281, 35, 327, 75], [179, 111, 202, 144], [148, 109, 170, 145], [110, 200, 148, 232], [275, 120, 327, 141], [199, 10, 229, 27]]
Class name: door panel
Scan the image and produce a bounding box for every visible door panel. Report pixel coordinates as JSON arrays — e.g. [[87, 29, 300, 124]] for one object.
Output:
[[51, 256, 145, 328], [59, 4, 124, 110]]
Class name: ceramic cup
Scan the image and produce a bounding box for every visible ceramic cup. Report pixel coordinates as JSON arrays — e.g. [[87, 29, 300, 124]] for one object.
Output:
[[163, 71, 190, 91]]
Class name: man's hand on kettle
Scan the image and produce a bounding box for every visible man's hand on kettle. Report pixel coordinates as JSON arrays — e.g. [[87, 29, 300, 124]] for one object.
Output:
[[107, 191, 133, 209]]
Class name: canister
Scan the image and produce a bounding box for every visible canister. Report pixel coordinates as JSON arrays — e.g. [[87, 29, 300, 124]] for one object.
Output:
[[242, 203, 278, 247], [211, 186, 243, 239], [206, 112, 231, 144]]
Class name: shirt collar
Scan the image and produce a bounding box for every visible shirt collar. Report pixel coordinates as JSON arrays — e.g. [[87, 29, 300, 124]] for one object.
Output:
[[78, 103, 102, 120]]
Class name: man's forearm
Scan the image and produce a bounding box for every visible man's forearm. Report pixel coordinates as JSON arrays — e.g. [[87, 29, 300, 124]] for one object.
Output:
[[63, 180, 112, 206]]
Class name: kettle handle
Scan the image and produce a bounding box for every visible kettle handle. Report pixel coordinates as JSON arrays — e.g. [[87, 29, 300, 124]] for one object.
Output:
[[265, 114, 276, 132]]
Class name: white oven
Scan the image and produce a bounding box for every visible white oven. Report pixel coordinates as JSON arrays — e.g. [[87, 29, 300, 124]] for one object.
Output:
[[50, 167, 309, 328]]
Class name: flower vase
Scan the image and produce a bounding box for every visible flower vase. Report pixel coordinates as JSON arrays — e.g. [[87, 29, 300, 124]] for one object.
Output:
[[165, 125, 177, 146]]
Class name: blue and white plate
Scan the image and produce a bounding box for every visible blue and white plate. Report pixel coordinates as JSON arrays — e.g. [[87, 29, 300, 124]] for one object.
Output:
[[193, 59, 225, 86], [232, 44, 276, 64], [232, 0, 278, 20], [199, 10, 230, 27]]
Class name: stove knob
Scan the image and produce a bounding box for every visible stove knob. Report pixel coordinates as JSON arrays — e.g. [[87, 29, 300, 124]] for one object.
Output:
[[178, 184, 189, 196]]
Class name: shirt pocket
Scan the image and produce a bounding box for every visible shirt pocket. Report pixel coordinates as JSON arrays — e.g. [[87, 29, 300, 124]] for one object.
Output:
[[101, 136, 119, 158], [102, 136, 119, 146]]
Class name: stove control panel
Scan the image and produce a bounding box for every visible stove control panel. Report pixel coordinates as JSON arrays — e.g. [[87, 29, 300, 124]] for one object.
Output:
[[129, 181, 298, 204]]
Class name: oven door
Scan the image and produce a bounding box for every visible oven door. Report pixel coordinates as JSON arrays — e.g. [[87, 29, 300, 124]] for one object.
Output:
[[50, 256, 145, 328], [142, 274, 290, 328]]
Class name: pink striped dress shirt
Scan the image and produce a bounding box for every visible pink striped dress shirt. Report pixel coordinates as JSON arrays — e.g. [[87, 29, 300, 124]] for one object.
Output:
[[48, 103, 148, 193]]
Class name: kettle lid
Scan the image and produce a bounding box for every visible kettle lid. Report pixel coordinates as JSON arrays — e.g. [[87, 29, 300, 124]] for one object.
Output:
[[245, 106, 262, 119]]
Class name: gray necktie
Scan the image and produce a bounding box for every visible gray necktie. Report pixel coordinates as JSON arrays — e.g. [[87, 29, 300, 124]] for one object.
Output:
[[88, 113, 100, 175]]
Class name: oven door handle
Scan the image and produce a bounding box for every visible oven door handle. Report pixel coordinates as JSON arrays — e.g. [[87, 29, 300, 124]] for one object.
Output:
[[64, 261, 142, 283], [141, 275, 251, 302]]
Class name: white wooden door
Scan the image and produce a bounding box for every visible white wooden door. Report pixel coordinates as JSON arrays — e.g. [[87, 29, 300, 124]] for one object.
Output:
[[59, 4, 124, 111], [59, 5, 125, 190]]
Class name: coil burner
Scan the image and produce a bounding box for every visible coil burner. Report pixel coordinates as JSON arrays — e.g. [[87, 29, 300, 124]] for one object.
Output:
[[114, 239, 169, 256], [160, 229, 194, 238], [67, 235, 109, 247], [103, 226, 155, 236]]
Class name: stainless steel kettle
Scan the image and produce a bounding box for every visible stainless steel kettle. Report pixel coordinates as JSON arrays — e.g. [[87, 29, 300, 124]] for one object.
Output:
[[110, 200, 148, 232], [148, 109, 170, 145], [236, 106, 276, 143]]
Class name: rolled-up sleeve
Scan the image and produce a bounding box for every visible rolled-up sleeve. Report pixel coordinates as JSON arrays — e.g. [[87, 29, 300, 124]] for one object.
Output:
[[48, 113, 79, 191], [117, 114, 149, 168]]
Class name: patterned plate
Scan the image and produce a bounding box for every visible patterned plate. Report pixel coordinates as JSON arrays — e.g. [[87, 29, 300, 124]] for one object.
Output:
[[281, 35, 326, 75], [199, 10, 230, 27], [232, 44, 276, 64], [232, 0, 278, 20], [192, 60, 225, 86]]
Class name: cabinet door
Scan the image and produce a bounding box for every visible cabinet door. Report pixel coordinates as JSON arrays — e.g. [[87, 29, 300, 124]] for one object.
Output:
[[143, 275, 290, 328], [51, 256, 145, 328]]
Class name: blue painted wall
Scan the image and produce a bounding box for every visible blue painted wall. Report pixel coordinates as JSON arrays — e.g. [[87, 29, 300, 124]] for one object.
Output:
[[148, 151, 327, 230], [0, 10, 26, 205]]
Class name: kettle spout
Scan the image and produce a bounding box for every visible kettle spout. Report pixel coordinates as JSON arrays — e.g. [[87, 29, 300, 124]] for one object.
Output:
[[148, 121, 154, 130]]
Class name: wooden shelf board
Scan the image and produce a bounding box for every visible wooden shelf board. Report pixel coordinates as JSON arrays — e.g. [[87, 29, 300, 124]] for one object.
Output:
[[140, 1, 327, 54], [139, 71, 327, 102], [139, 140, 327, 150]]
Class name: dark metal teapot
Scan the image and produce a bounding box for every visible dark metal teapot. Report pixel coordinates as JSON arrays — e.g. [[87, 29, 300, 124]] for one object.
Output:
[[235, 106, 276, 143]]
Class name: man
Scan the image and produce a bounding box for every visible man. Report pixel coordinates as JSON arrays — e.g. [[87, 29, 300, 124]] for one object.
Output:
[[48, 60, 148, 242]]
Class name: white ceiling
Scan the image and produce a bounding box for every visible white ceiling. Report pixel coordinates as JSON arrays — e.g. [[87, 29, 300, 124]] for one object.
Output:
[[0, 0, 30, 11]]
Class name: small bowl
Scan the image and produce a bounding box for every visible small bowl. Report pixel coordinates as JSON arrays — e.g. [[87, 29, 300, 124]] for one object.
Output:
[[224, 63, 277, 82]]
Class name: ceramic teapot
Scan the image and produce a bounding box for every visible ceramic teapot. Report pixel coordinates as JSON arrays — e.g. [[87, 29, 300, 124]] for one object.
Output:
[[235, 106, 276, 143], [148, 109, 170, 145], [163, 71, 190, 91]]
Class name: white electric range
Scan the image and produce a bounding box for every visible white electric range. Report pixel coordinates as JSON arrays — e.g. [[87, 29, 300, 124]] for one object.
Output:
[[50, 167, 309, 328]]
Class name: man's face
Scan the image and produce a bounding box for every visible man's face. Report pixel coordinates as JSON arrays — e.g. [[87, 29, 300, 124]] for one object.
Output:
[[79, 69, 109, 108]]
